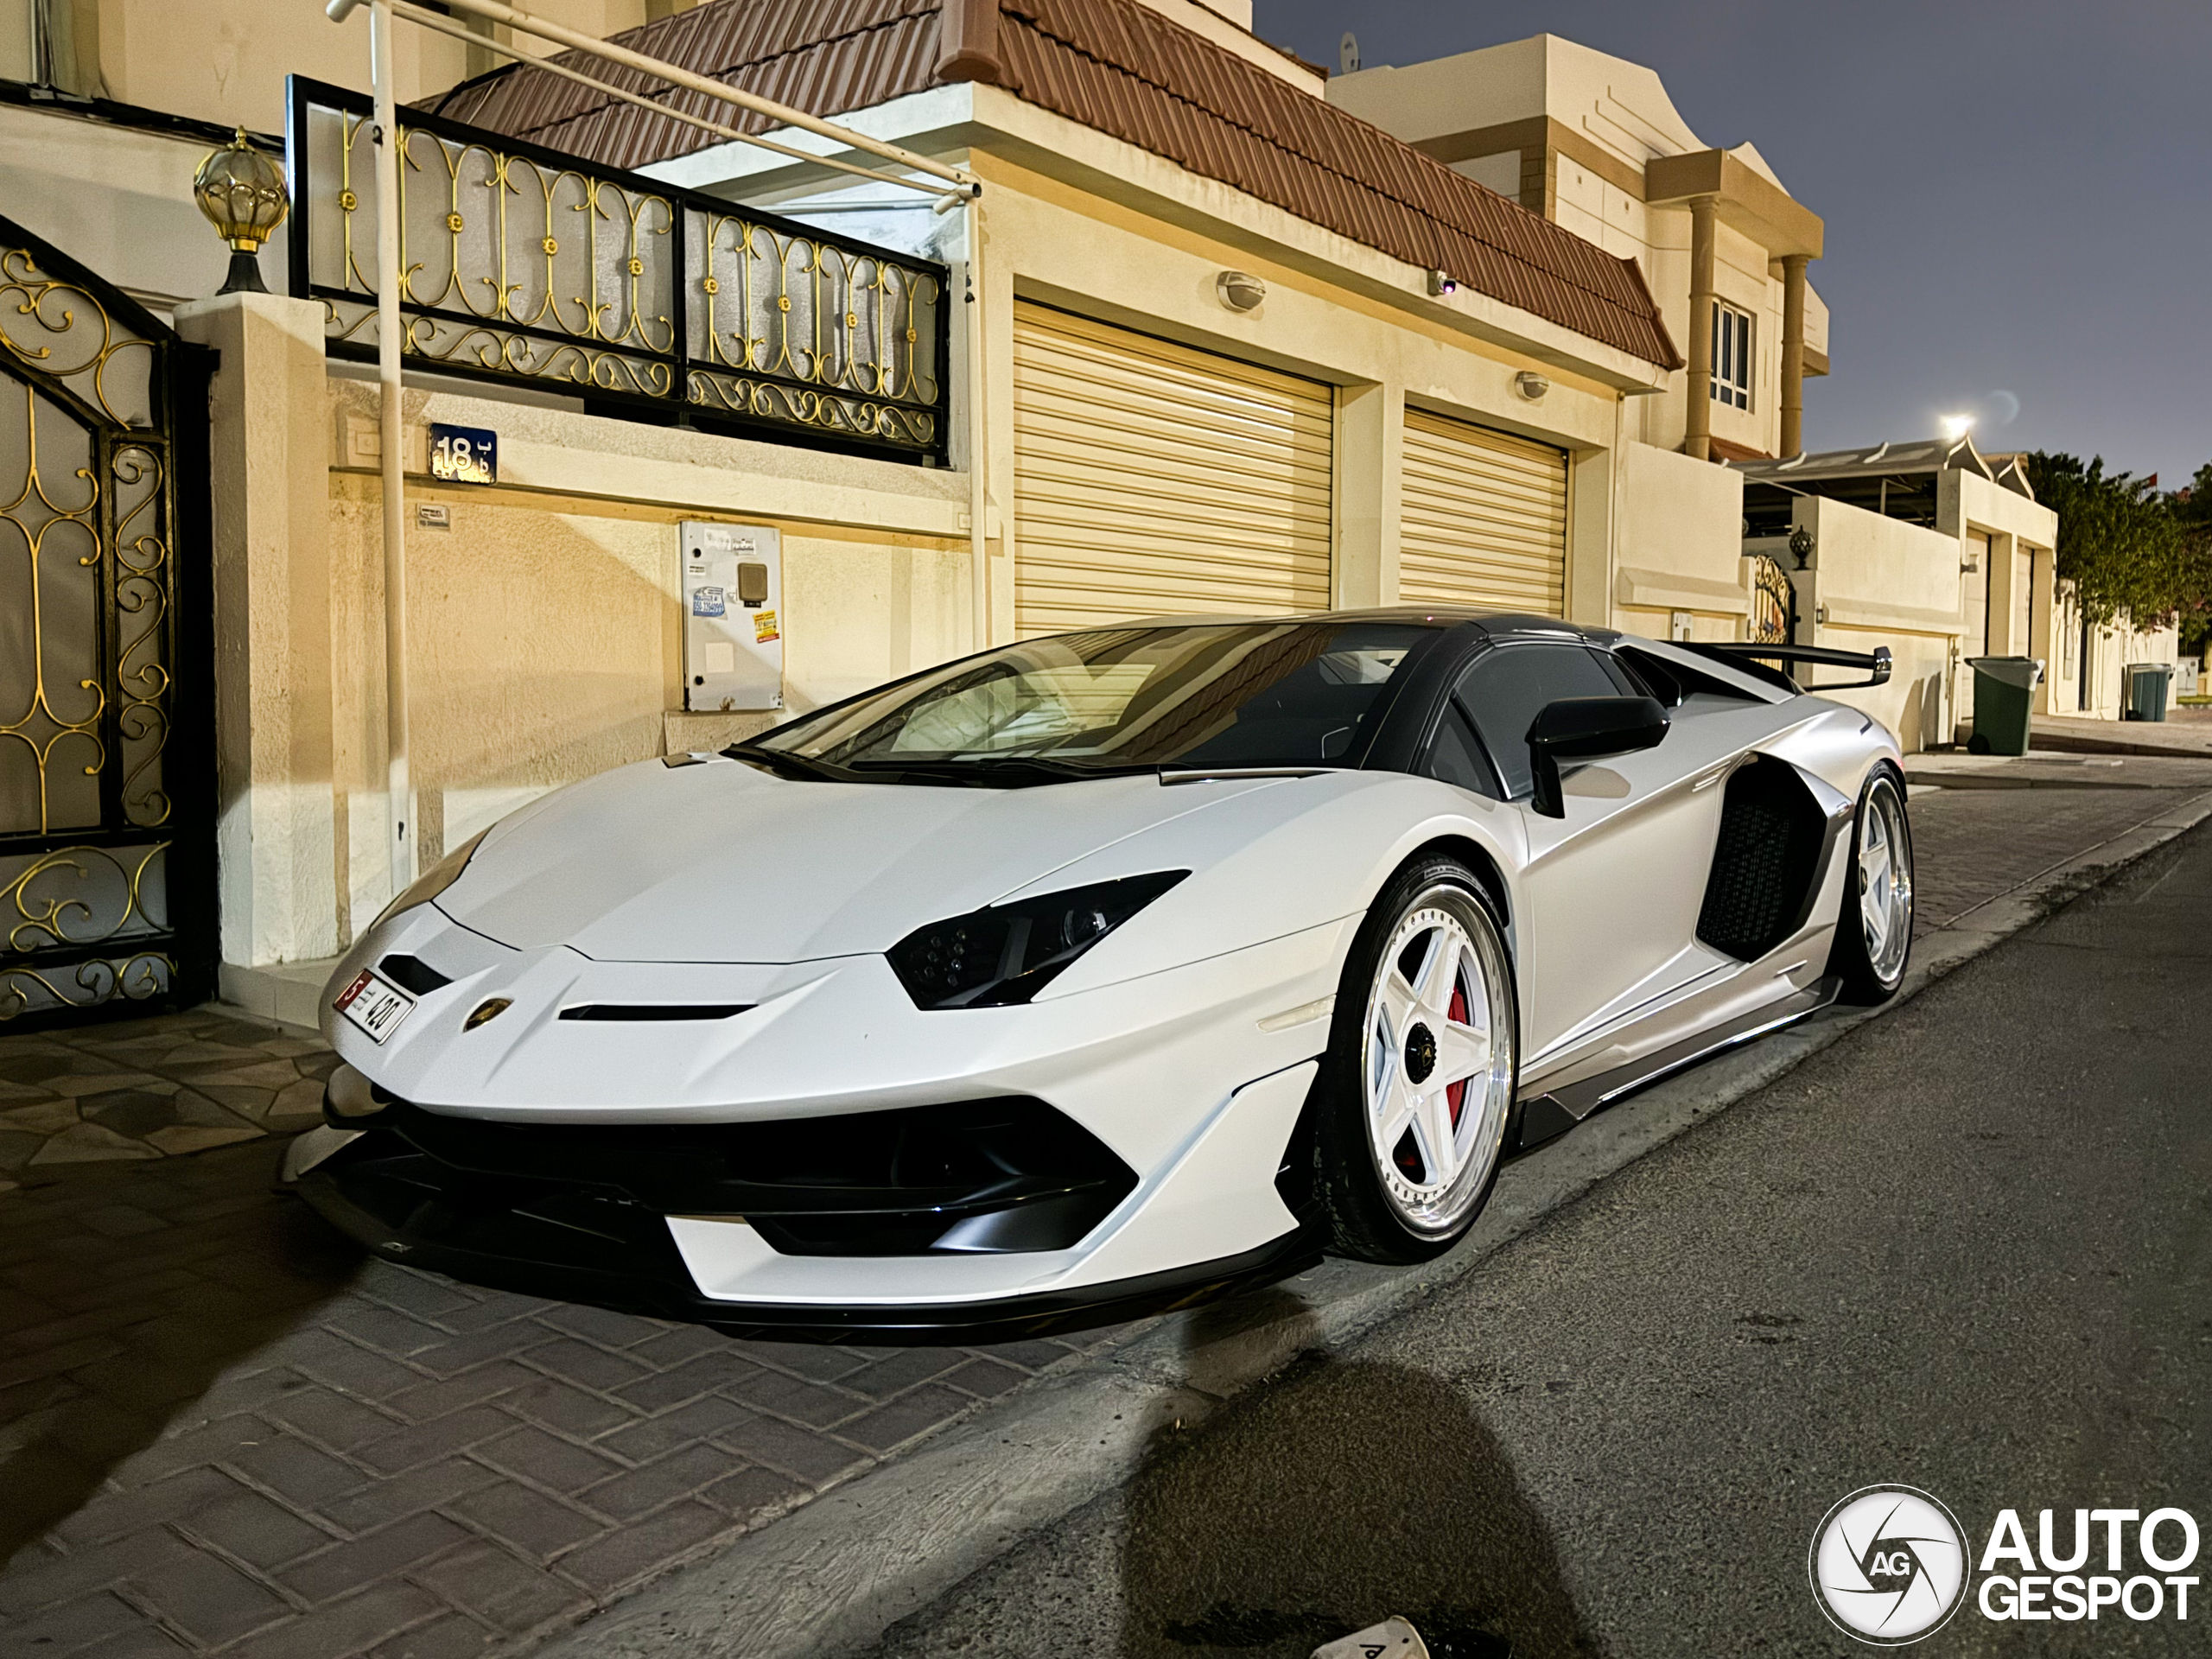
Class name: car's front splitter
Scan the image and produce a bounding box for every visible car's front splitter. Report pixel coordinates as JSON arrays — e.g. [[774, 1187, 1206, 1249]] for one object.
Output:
[[293, 1144, 1320, 1343]]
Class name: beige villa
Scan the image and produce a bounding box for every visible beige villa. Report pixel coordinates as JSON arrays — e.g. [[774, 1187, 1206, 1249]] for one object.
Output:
[[0, 0, 2155, 1027], [1329, 31, 1829, 469]]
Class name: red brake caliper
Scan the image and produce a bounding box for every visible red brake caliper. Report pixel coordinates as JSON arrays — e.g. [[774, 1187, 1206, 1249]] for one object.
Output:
[[1446, 982, 1470, 1127]]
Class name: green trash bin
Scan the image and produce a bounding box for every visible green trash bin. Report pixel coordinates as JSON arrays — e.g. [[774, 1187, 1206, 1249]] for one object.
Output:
[[1965, 656, 2044, 755], [2124, 663, 2174, 722]]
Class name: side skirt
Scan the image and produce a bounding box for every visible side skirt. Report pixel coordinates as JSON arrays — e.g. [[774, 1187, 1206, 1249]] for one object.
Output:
[[1507, 976, 1841, 1155]]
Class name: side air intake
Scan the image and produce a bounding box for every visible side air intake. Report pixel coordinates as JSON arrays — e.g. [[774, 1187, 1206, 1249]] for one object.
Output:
[[1696, 757, 1829, 962]]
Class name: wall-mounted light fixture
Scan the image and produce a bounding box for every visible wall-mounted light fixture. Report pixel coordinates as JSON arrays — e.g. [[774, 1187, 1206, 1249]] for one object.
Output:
[[1513, 371, 1549, 402], [1427, 269, 1458, 297], [1788, 524, 1815, 569], [1216, 270, 1265, 312]]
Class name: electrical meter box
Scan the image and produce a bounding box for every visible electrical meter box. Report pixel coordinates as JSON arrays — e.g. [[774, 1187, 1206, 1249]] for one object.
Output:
[[681, 521, 782, 711]]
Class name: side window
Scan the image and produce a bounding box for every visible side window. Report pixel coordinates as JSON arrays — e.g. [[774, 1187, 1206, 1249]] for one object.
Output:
[[1607, 645, 1681, 707], [1454, 644, 1622, 800], [1592, 650, 1648, 697], [1423, 704, 1501, 797]]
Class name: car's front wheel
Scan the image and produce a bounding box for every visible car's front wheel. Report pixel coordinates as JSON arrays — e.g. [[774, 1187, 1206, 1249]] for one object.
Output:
[[1313, 856, 1519, 1265]]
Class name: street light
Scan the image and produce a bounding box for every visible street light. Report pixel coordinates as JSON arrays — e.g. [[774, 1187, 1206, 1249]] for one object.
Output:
[[194, 126, 289, 294]]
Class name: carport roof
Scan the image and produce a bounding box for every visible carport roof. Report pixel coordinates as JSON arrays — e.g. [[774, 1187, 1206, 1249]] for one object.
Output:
[[1732, 435, 2034, 497], [1732, 435, 2036, 535], [423, 0, 1681, 371]]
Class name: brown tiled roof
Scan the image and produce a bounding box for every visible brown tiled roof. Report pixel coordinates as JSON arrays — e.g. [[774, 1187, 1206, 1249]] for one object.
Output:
[[425, 0, 1681, 369], [427, 1, 944, 168]]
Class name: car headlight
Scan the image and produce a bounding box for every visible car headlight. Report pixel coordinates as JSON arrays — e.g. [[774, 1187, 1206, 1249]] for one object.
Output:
[[888, 872, 1188, 1009], [370, 829, 490, 931]]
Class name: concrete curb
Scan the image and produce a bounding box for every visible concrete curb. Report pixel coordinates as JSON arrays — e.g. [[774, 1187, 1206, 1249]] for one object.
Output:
[[528, 787, 2212, 1659]]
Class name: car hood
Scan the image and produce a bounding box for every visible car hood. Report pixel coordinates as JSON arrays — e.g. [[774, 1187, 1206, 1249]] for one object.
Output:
[[434, 757, 1287, 963]]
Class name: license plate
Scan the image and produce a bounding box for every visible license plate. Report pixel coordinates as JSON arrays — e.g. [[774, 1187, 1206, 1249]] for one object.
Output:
[[334, 969, 416, 1044]]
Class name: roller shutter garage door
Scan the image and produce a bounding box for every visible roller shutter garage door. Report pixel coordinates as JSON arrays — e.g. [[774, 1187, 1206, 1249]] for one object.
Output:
[[1012, 303, 1332, 637], [1399, 408, 1568, 616]]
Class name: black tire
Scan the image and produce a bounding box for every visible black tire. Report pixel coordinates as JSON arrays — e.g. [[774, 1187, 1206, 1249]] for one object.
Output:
[[1312, 855, 1520, 1265], [1827, 766, 1914, 1004]]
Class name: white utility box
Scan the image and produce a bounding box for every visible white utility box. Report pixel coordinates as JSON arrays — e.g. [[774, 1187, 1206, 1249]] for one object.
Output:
[[681, 521, 782, 711]]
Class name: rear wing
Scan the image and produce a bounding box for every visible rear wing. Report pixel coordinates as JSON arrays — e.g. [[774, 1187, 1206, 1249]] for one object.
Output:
[[1685, 643, 1893, 693]]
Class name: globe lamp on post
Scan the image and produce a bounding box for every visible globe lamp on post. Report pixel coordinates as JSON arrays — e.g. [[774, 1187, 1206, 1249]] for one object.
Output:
[[194, 127, 289, 295]]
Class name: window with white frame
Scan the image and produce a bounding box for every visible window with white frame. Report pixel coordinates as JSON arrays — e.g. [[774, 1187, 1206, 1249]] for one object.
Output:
[[1711, 301, 1753, 410]]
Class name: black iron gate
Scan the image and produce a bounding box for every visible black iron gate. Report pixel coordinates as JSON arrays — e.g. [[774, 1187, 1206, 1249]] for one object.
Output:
[[1, 215, 215, 1028]]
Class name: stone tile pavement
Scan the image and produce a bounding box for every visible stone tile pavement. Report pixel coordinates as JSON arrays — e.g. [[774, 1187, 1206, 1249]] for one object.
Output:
[[0, 1009, 335, 1181], [0, 777, 2204, 1658]]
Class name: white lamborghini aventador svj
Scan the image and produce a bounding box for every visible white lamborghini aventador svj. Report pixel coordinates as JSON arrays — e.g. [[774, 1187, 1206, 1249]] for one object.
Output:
[[288, 611, 1911, 1337]]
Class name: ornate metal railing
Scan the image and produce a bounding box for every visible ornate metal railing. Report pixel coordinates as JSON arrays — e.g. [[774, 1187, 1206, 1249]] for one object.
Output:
[[0, 213, 216, 1026], [286, 77, 950, 461]]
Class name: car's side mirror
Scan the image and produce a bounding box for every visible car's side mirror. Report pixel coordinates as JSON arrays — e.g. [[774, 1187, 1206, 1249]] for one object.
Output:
[[1525, 696, 1669, 818]]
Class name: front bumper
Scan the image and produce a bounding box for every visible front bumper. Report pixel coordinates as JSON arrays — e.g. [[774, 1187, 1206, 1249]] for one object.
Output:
[[307, 902, 1353, 1325], [292, 1112, 1320, 1340]]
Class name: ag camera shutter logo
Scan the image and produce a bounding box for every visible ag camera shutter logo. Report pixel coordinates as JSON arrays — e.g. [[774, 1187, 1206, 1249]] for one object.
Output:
[[1809, 1485, 1968, 1644]]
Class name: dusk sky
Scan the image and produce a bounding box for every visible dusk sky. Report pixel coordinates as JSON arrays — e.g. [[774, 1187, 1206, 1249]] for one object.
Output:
[[1256, 1, 2211, 490]]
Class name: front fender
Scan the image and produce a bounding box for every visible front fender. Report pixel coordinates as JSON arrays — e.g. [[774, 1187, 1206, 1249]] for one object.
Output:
[[1028, 773, 1528, 998]]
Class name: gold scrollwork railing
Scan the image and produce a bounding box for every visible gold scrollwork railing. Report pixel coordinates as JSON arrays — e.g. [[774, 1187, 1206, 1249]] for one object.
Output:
[[0, 245, 157, 429], [0, 842, 173, 1020], [0, 953, 175, 1021], [289, 77, 947, 457], [1750, 554, 1796, 645], [1, 210, 207, 1027], [3, 842, 169, 955], [1, 251, 178, 841]]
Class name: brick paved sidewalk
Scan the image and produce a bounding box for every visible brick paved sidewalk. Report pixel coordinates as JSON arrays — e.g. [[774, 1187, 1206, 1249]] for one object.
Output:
[[0, 780, 2202, 1658], [0, 1144, 1105, 1656], [1904, 783, 2202, 936]]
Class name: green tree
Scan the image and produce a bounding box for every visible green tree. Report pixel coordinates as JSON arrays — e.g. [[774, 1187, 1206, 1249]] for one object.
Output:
[[2171, 463, 2212, 658], [2024, 452, 2185, 629]]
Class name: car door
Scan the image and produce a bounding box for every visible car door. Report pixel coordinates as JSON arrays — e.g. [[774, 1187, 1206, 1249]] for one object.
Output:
[[1448, 640, 1731, 1066]]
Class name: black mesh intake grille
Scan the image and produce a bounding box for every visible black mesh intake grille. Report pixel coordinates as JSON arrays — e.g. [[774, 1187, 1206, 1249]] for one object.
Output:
[[315, 1095, 1138, 1259], [1696, 758, 1828, 962]]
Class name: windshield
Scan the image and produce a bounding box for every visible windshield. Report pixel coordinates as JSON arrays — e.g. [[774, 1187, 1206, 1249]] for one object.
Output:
[[746, 621, 1437, 784]]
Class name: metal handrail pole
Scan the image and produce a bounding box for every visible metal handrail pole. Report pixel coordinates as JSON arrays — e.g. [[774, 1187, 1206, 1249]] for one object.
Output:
[[371, 0, 414, 897], [964, 191, 989, 652]]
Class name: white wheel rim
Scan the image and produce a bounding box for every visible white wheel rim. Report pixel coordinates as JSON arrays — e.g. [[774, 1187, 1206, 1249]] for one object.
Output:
[[1858, 780, 1912, 982], [1360, 888, 1516, 1236]]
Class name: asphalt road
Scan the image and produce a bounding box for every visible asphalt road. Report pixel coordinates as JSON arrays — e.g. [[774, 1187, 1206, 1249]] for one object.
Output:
[[853, 821, 2212, 1658]]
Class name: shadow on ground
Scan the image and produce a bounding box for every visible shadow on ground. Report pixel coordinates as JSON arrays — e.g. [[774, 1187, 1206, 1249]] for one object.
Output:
[[1116, 1293, 1597, 1659], [0, 1136, 360, 1564]]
